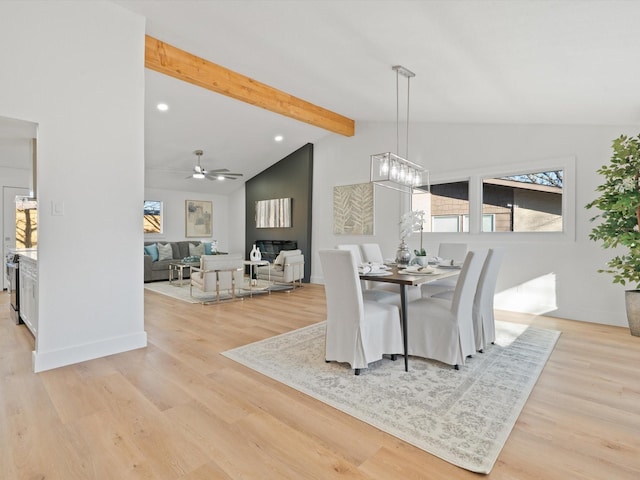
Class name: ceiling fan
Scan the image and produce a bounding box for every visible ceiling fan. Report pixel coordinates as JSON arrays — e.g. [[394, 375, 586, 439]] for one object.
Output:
[[187, 150, 243, 181]]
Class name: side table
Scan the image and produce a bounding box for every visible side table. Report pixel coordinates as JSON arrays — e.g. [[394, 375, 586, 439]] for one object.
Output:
[[243, 260, 270, 297], [169, 261, 199, 286]]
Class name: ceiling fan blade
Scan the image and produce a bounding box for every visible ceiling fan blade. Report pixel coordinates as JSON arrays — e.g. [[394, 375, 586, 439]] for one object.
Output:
[[206, 168, 230, 173], [205, 173, 242, 181]]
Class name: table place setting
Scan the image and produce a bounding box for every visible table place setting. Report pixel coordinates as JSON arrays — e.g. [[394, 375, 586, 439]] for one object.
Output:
[[357, 263, 393, 275], [434, 260, 462, 269], [399, 265, 442, 275]]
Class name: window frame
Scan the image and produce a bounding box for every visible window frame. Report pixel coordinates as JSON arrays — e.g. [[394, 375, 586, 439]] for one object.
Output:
[[423, 155, 575, 242], [143, 200, 164, 235]]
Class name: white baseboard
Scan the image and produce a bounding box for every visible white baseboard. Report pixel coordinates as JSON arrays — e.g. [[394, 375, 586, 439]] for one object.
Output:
[[32, 331, 147, 373]]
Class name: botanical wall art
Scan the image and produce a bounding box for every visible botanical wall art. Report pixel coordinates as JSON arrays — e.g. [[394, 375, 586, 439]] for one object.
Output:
[[333, 182, 374, 235], [185, 200, 213, 237]]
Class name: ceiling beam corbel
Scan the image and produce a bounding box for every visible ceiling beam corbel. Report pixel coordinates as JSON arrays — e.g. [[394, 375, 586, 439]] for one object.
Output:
[[144, 35, 355, 137]]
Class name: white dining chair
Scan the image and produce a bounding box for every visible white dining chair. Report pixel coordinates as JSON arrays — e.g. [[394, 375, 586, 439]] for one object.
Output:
[[360, 243, 385, 264], [336, 244, 364, 264], [407, 249, 486, 369], [438, 242, 468, 263], [472, 247, 505, 351], [359, 243, 403, 295], [319, 249, 403, 375], [420, 242, 469, 297], [430, 248, 505, 352]]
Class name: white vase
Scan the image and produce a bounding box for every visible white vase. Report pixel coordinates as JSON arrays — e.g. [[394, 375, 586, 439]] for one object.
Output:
[[250, 244, 261, 261]]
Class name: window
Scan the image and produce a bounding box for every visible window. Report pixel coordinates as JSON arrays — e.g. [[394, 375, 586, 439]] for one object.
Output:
[[414, 156, 574, 239], [16, 196, 37, 249], [482, 170, 563, 232], [413, 181, 470, 233], [144, 200, 163, 234]]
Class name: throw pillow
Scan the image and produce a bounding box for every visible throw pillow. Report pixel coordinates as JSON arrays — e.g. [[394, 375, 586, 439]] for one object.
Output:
[[157, 243, 173, 261], [204, 240, 218, 255], [274, 252, 284, 265], [189, 242, 205, 257], [144, 243, 159, 262]]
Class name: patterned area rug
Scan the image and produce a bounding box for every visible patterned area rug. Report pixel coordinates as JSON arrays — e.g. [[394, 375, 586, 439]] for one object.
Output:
[[144, 279, 271, 303], [222, 321, 560, 474]]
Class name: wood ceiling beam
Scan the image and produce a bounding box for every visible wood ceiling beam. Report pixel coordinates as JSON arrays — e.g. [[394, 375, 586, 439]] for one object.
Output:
[[144, 35, 355, 137]]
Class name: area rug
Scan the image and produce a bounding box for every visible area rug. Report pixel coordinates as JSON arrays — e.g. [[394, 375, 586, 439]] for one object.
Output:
[[144, 279, 271, 303], [222, 320, 560, 474]]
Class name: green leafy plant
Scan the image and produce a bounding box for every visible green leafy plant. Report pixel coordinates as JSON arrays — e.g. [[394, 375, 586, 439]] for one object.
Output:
[[586, 134, 640, 288]]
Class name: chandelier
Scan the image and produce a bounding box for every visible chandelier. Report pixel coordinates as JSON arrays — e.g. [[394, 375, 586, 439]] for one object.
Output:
[[370, 65, 427, 194]]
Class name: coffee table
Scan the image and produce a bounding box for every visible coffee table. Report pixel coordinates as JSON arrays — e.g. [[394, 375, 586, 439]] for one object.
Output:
[[168, 261, 200, 286]]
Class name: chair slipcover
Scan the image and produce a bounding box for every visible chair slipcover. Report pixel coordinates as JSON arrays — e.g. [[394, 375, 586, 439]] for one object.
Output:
[[407, 249, 487, 368], [336, 244, 370, 291], [360, 243, 385, 264], [359, 243, 402, 295], [420, 242, 469, 297], [438, 242, 468, 263], [430, 248, 505, 352], [472, 247, 504, 350], [336, 244, 364, 264], [320, 249, 403, 374]]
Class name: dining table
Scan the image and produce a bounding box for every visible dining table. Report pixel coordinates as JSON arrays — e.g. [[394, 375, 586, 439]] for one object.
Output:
[[359, 264, 460, 372]]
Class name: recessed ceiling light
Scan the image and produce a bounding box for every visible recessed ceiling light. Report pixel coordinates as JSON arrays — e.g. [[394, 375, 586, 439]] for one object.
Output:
[[274, 135, 284, 142], [156, 103, 169, 111]]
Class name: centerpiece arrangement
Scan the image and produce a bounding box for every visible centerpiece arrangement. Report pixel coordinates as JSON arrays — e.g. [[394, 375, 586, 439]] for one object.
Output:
[[398, 210, 426, 266], [586, 133, 640, 336]]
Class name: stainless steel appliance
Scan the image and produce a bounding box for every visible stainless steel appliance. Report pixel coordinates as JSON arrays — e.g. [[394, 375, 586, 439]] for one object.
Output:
[[6, 253, 21, 324]]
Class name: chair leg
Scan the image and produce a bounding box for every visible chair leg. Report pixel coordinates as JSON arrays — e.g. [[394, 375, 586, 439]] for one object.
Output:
[[390, 354, 397, 361], [479, 348, 484, 353], [354, 369, 361, 375], [454, 364, 459, 370]]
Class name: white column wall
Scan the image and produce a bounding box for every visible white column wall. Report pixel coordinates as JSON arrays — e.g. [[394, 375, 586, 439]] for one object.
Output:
[[0, 1, 146, 371], [312, 122, 640, 327]]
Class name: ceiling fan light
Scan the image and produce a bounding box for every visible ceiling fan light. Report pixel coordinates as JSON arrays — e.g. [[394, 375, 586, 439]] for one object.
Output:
[[217, 175, 225, 181], [193, 172, 205, 179]]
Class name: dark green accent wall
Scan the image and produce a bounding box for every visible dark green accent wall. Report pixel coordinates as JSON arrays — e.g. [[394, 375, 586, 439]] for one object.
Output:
[[245, 143, 313, 282]]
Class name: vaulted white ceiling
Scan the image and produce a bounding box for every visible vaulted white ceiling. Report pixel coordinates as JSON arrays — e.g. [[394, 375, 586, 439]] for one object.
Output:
[[6, 1, 640, 195]]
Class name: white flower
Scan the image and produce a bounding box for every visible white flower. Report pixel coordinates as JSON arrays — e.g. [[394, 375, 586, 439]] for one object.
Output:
[[399, 210, 425, 239]]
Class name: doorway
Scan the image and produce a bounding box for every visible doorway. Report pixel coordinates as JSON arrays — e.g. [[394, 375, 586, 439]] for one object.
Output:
[[1, 115, 37, 290]]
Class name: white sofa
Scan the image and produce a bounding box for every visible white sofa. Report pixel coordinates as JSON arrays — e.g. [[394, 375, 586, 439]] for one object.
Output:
[[255, 249, 304, 288]]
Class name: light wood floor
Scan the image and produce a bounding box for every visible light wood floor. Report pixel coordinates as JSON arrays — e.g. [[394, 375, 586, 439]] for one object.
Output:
[[1, 284, 639, 479]]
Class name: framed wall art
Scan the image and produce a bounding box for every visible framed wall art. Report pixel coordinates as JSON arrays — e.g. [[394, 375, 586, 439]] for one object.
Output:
[[255, 197, 292, 228], [185, 200, 213, 237], [333, 182, 374, 235]]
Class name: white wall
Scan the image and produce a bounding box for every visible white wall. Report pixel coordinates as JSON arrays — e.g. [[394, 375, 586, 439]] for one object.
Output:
[[227, 185, 246, 255], [312, 122, 640, 327], [144, 187, 232, 252], [0, 1, 146, 371]]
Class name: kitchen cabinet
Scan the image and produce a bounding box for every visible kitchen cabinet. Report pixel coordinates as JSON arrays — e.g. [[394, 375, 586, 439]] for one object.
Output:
[[18, 254, 37, 336]]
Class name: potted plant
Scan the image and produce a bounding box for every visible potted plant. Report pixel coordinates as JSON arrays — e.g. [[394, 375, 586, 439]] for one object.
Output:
[[586, 133, 640, 336]]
